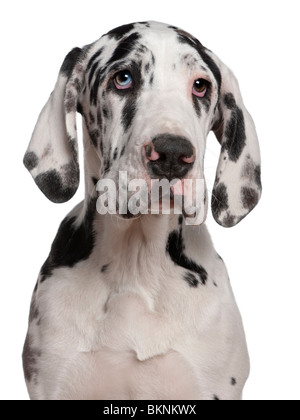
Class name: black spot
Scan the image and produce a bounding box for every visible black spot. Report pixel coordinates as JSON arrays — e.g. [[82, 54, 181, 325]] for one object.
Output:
[[241, 186, 259, 209], [222, 212, 237, 227], [178, 215, 183, 225], [138, 21, 150, 27], [90, 67, 106, 105], [184, 272, 199, 287], [33, 281, 38, 293], [86, 47, 104, 72], [166, 230, 207, 285], [89, 111, 95, 124], [92, 177, 98, 186], [65, 90, 77, 113], [149, 73, 154, 86], [29, 299, 39, 323], [101, 264, 110, 273], [40, 198, 96, 281], [22, 334, 41, 383], [224, 92, 236, 110], [145, 62, 150, 73], [107, 32, 141, 65], [255, 165, 262, 190], [88, 128, 100, 147], [168, 25, 179, 30], [107, 23, 135, 40], [120, 145, 126, 157], [60, 47, 82, 78], [113, 148, 118, 160], [222, 93, 246, 162], [23, 151, 39, 171], [213, 395, 220, 400], [34, 166, 79, 203], [102, 106, 109, 119], [192, 95, 201, 117], [122, 98, 137, 132], [231, 377, 237, 386], [211, 183, 229, 219], [88, 61, 101, 86]]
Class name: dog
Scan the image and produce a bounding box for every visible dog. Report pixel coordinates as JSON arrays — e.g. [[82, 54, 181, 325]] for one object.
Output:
[[23, 21, 261, 400]]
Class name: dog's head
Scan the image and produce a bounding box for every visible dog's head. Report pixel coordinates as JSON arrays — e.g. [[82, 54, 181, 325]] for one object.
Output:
[[24, 21, 261, 226]]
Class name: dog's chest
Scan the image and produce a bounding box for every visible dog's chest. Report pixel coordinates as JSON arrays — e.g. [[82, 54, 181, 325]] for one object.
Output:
[[41, 257, 195, 360]]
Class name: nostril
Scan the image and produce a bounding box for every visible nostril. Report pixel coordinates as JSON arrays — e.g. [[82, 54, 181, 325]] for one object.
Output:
[[145, 144, 161, 162], [180, 155, 195, 164]]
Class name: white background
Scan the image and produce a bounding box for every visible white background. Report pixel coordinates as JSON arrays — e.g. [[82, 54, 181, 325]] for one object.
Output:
[[1, 0, 299, 400]]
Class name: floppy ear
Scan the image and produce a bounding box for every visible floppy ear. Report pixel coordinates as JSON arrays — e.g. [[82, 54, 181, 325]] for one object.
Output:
[[23, 47, 84, 203], [209, 52, 262, 227]]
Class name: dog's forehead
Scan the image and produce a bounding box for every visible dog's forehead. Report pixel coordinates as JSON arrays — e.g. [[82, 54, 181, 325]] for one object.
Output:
[[92, 21, 206, 69]]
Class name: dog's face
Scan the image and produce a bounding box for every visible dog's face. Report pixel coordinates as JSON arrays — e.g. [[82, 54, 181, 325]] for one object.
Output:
[[24, 22, 261, 226]]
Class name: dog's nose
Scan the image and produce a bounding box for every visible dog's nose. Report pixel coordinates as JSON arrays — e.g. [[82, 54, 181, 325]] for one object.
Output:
[[144, 134, 195, 180]]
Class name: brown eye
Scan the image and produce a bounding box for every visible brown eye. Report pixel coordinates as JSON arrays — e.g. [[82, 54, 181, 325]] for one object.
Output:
[[193, 79, 209, 97]]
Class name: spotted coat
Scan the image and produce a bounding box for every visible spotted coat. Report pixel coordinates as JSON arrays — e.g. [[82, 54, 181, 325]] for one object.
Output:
[[23, 21, 261, 400]]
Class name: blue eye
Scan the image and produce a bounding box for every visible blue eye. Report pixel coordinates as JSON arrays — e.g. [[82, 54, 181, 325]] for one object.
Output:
[[114, 71, 133, 89]]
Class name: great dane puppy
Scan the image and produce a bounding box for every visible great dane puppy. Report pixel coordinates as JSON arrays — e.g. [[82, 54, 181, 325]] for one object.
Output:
[[23, 21, 261, 400]]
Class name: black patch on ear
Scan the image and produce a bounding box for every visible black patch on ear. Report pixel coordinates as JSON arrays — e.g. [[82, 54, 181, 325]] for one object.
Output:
[[34, 166, 79, 203], [223, 92, 236, 109], [211, 183, 229, 219], [24, 151, 39, 170], [107, 23, 135, 40], [22, 334, 41, 383], [222, 93, 246, 161], [166, 230, 207, 285], [255, 165, 262, 190], [241, 186, 259, 209], [107, 32, 141, 65], [222, 212, 237, 227], [40, 198, 96, 281], [60, 47, 82, 78], [65, 90, 77, 113]]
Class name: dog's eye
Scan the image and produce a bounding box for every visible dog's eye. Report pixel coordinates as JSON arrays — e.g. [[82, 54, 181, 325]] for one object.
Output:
[[114, 71, 133, 90], [192, 79, 209, 97]]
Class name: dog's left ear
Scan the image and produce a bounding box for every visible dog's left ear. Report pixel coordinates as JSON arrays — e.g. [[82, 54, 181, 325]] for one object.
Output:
[[23, 47, 84, 203], [208, 51, 262, 227]]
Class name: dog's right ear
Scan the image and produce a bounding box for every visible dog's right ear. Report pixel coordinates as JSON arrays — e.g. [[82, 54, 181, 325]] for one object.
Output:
[[23, 47, 84, 203]]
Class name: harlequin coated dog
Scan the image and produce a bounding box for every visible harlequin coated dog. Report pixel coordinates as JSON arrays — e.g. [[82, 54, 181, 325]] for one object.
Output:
[[23, 21, 261, 400]]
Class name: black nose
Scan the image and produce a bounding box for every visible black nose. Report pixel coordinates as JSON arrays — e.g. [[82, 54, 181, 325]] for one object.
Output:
[[145, 134, 195, 180]]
